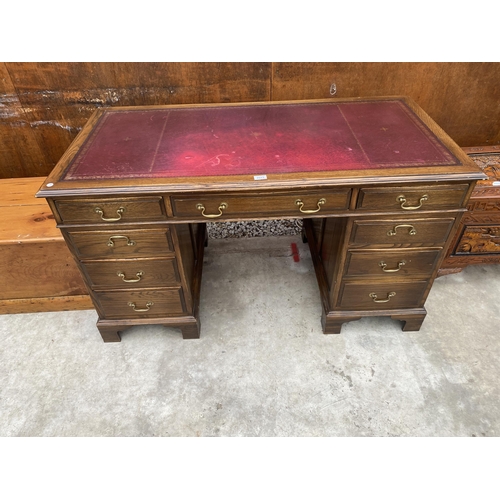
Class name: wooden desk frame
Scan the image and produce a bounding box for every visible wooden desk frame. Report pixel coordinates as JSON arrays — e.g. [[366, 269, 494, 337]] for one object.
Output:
[[37, 97, 485, 342]]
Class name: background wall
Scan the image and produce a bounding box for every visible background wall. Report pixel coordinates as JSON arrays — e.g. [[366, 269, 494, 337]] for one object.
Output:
[[1, 62, 499, 179]]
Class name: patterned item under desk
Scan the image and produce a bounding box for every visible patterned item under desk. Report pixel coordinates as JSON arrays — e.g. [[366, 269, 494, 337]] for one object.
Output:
[[207, 219, 303, 238]]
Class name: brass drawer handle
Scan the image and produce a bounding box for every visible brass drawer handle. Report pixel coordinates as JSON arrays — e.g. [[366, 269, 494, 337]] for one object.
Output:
[[128, 301, 153, 312], [369, 292, 396, 303], [107, 235, 136, 247], [379, 260, 406, 273], [95, 206, 125, 222], [397, 194, 428, 210], [196, 202, 228, 218], [117, 271, 143, 283], [387, 224, 416, 236], [295, 198, 326, 214]]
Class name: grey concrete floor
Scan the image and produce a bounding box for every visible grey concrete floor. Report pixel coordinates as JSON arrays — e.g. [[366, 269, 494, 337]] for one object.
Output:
[[0, 235, 499, 437]]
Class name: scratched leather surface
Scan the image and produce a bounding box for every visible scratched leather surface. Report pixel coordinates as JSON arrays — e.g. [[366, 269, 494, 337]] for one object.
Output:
[[63, 100, 459, 180]]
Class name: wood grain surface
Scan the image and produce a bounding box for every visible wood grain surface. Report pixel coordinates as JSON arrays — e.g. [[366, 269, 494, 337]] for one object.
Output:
[[0, 176, 90, 309]]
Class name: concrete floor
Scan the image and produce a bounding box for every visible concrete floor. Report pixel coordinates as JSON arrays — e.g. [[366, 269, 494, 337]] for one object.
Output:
[[0, 235, 499, 436]]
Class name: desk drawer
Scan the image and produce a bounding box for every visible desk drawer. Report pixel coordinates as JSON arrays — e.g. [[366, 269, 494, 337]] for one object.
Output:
[[65, 228, 174, 259], [350, 218, 456, 247], [339, 281, 428, 310], [83, 258, 180, 289], [94, 288, 186, 319], [345, 249, 441, 278], [170, 189, 351, 220], [55, 197, 167, 224], [356, 184, 469, 211]]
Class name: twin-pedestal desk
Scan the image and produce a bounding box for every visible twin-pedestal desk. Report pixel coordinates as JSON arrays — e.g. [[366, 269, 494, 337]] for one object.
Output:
[[36, 97, 485, 342]]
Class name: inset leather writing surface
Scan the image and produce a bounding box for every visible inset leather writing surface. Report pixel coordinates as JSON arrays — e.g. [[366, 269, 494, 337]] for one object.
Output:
[[62, 100, 459, 181], [337, 101, 457, 166], [153, 105, 369, 177]]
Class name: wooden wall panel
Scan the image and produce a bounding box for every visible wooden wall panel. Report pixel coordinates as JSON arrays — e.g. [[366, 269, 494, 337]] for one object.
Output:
[[272, 62, 500, 147], [0, 63, 47, 177], [1, 62, 271, 179], [0, 62, 498, 180]]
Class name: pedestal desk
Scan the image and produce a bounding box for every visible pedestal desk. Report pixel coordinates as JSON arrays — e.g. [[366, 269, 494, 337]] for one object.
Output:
[[36, 97, 485, 342]]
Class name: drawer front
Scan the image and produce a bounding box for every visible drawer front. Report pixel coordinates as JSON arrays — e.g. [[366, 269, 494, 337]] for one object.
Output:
[[94, 288, 186, 319], [65, 228, 174, 259], [455, 225, 500, 254], [55, 197, 167, 224], [350, 218, 456, 247], [83, 258, 180, 289], [357, 184, 470, 211], [339, 281, 429, 310], [170, 189, 351, 219], [345, 249, 442, 278]]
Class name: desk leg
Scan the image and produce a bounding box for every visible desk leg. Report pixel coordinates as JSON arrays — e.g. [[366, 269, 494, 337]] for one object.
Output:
[[180, 322, 201, 339], [322, 312, 362, 334], [97, 324, 122, 342], [392, 312, 427, 331]]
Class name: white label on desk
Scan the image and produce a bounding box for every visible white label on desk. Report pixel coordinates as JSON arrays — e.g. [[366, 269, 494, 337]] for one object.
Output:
[[493, 181, 500, 186], [254, 175, 268, 180]]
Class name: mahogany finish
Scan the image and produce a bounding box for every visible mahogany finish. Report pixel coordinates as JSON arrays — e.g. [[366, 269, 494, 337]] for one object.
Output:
[[94, 288, 186, 319], [82, 258, 180, 289], [349, 217, 457, 247], [338, 281, 429, 310], [170, 189, 351, 220], [356, 184, 470, 211], [54, 197, 167, 224], [36, 97, 485, 342], [65, 228, 174, 259], [344, 249, 441, 278]]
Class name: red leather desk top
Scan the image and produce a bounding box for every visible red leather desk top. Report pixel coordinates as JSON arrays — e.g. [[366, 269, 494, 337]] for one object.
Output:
[[62, 100, 459, 181]]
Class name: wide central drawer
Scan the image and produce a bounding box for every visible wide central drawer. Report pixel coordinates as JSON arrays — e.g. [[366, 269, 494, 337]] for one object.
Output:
[[55, 196, 167, 224], [65, 228, 174, 259], [350, 217, 456, 247], [170, 189, 351, 219], [94, 288, 186, 319], [83, 258, 180, 289]]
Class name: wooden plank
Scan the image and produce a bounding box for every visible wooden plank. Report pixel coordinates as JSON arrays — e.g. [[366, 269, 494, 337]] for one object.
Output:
[[0, 204, 61, 243], [0, 176, 45, 206], [0, 295, 93, 314], [0, 243, 88, 300], [0, 176, 60, 242], [0, 176, 90, 308], [272, 62, 500, 147]]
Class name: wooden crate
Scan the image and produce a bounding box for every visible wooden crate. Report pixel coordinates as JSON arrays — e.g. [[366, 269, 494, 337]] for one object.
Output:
[[0, 177, 93, 313]]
